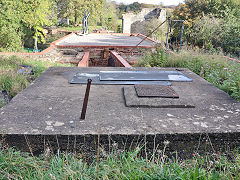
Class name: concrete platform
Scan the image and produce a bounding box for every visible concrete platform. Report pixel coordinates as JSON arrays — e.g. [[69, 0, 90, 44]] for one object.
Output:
[[56, 33, 156, 47], [1, 67, 240, 156]]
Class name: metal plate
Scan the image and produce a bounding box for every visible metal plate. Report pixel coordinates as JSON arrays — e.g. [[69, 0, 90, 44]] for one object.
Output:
[[135, 85, 179, 98], [124, 86, 195, 108], [99, 71, 192, 82], [70, 72, 172, 85]]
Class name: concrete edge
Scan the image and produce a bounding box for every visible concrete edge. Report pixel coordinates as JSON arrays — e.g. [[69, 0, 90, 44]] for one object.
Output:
[[56, 45, 154, 49], [51, 32, 75, 46], [136, 33, 159, 44], [2, 132, 240, 158]]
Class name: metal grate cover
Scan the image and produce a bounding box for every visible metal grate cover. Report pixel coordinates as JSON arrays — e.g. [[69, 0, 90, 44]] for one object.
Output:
[[135, 85, 179, 98]]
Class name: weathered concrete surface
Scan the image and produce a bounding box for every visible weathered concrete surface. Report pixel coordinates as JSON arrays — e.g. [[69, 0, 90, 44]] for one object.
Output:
[[1, 67, 240, 156], [56, 33, 156, 47]]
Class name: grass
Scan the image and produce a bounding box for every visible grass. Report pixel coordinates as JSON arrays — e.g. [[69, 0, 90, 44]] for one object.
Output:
[[0, 56, 72, 107], [0, 145, 240, 179], [137, 47, 240, 101]]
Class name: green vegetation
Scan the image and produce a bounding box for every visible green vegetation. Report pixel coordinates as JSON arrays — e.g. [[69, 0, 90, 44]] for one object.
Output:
[[38, 33, 67, 50], [57, 0, 105, 26], [172, 0, 240, 57], [0, 0, 123, 51], [138, 47, 240, 101], [0, 0, 56, 52], [0, 56, 71, 107], [57, 0, 120, 32], [0, 146, 240, 179]]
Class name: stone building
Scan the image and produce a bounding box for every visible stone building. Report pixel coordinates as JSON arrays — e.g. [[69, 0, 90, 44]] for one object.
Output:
[[122, 8, 167, 34]]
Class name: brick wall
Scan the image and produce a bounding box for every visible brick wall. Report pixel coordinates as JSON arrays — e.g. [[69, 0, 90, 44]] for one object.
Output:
[[109, 51, 131, 67], [57, 46, 153, 66], [0, 32, 155, 66]]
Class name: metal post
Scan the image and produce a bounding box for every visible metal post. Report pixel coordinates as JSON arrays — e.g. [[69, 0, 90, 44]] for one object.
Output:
[[166, 18, 171, 51], [80, 79, 92, 120], [180, 23, 184, 51]]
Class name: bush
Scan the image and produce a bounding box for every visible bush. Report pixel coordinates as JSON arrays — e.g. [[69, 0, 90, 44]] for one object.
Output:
[[219, 10, 240, 57], [172, 0, 240, 57], [191, 15, 221, 51], [138, 47, 169, 67]]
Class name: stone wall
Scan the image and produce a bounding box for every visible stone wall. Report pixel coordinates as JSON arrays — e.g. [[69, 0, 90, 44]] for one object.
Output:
[[122, 8, 166, 34]]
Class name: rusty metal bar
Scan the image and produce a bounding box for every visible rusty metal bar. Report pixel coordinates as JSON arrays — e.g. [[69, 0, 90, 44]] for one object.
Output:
[[135, 18, 168, 48], [80, 79, 92, 120]]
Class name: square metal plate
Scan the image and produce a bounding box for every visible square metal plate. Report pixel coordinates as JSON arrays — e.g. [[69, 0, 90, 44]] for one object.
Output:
[[135, 85, 179, 98], [124, 86, 195, 108]]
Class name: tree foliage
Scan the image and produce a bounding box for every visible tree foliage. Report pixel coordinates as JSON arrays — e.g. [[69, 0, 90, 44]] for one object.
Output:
[[172, 0, 240, 56], [0, 1, 24, 51], [101, 1, 118, 31], [57, 0, 105, 26], [0, 0, 55, 51]]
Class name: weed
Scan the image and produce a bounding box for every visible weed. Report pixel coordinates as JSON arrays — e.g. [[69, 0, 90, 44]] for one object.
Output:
[[0, 56, 72, 106]]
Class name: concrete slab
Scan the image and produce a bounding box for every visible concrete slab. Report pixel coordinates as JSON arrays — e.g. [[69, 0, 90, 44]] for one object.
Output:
[[1, 67, 240, 156], [56, 33, 156, 47]]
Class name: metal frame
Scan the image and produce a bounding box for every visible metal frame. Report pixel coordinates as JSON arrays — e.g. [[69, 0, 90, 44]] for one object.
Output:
[[166, 18, 185, 51]]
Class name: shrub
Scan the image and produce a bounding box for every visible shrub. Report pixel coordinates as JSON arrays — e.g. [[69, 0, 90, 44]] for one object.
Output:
[[138, 47, 169, 67], [190, 15, 221, 51]]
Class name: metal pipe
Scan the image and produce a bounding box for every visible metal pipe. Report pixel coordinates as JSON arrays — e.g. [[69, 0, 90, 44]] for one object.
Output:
[[171, 20, 184, 22], [135, 18, 168, 47], [166, 18, 171, 51], [80, 79, 92, 120], [180, 23, 184, 51]]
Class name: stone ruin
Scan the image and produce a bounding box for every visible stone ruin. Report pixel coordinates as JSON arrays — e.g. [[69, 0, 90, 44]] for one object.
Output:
[[122, 8, 167, 34]]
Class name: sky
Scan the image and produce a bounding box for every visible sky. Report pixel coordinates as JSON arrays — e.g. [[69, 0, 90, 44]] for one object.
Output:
[[112, 0, 184, 6]]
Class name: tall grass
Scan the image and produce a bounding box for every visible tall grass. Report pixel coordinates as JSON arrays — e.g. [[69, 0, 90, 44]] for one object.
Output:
[[0, 56, 71, 107], [0, 146, 239, 179], [137, 48, 240, 101]]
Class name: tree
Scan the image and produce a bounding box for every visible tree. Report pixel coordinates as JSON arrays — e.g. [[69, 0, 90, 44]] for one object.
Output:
[[172, 0, 240, 56], [191, 15, 221, 49], [57, 0, 105, 26], [21, 0, 55, 50], [0, 1, 23, 51], [0, 0, 55, 51], [101, 1, 118, 31]]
